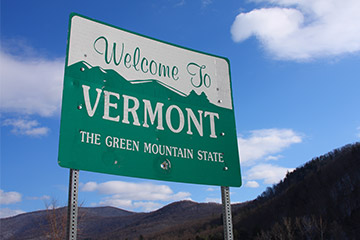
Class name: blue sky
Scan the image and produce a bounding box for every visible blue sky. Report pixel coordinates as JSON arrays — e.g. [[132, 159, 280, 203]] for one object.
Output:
[[1, 0, 360, 218]]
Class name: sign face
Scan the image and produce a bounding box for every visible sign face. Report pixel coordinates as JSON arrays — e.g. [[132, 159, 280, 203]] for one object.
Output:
[[58, 13, 241, 187]]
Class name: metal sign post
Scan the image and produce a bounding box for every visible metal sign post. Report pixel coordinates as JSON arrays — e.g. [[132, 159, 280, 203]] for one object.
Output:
[[66, 169, 79, 240], [221, 186, 233, 240]]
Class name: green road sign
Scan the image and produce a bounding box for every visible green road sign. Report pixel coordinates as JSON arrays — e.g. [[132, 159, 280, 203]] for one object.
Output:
[[58, 13, 241, 187]]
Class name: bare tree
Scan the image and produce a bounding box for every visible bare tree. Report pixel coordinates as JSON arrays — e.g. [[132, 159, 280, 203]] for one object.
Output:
[[313, 215, 327, 240], [44, 198, 67, 240]]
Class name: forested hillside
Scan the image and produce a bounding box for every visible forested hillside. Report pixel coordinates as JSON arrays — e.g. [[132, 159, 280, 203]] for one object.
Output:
[[159, 143, 360, 240], [231, 142, 360, 239]]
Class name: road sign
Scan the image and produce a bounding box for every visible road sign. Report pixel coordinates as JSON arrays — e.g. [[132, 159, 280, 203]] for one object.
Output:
[[58, 13, 241, 187]]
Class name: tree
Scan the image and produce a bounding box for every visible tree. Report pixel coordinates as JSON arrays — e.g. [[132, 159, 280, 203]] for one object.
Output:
[[43, 198, 85, 239], [44, 199, 67, 240]]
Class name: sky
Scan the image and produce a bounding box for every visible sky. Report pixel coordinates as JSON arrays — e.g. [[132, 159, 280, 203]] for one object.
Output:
[[1, 0, 360, 218]]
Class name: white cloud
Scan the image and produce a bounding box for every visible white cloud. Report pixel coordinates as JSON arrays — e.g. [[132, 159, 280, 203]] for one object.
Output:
[[202, 0, 212, 8], [0, 208, 25, 218], [206, 187, 216, 192], [238, 128, 302, 166], [231, 0, 360, 60], [98, 198, 163, 212], [27, 195, 51, 201], [2, 118, 49, 137], [265, 155, 283, 161], [0, 50, 64, 117], [99, 198, 133, 208], [232, 8, 303, 42], [133, 201, 163, 212], [175, 0, 186, 7], [244, 181, 260, 188], [245, 164, 294, 184], [81, 181, 191, 212], [0, 189, 22, 205], [205, 198, 221, 203], [81, 181, 98, 192], [81, 181, 190, 201]]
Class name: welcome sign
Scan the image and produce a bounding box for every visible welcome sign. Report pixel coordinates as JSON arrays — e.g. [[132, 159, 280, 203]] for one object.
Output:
[[58, 13, 241, 187]]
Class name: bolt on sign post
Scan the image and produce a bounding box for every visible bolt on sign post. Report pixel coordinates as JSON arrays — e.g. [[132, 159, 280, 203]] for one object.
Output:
[[58, 13, 241, 239]]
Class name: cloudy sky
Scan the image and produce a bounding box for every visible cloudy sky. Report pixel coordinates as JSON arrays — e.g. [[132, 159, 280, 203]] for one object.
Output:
[[1, 0, 360, 218]]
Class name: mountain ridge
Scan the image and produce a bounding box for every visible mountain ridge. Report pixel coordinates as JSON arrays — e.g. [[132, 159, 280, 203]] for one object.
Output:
[[161, 142, 360, 239], [0, 200, 224, 240]]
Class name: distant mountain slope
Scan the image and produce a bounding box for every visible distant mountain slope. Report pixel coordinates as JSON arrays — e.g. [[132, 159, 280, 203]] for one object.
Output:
[[80, 201, 223, 239], [0, 206, 136, 240], [80, 206, 135, 218], [1, 143, 359, 240], [0, 201, 224, 240], [162, 142, 360, 240]]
